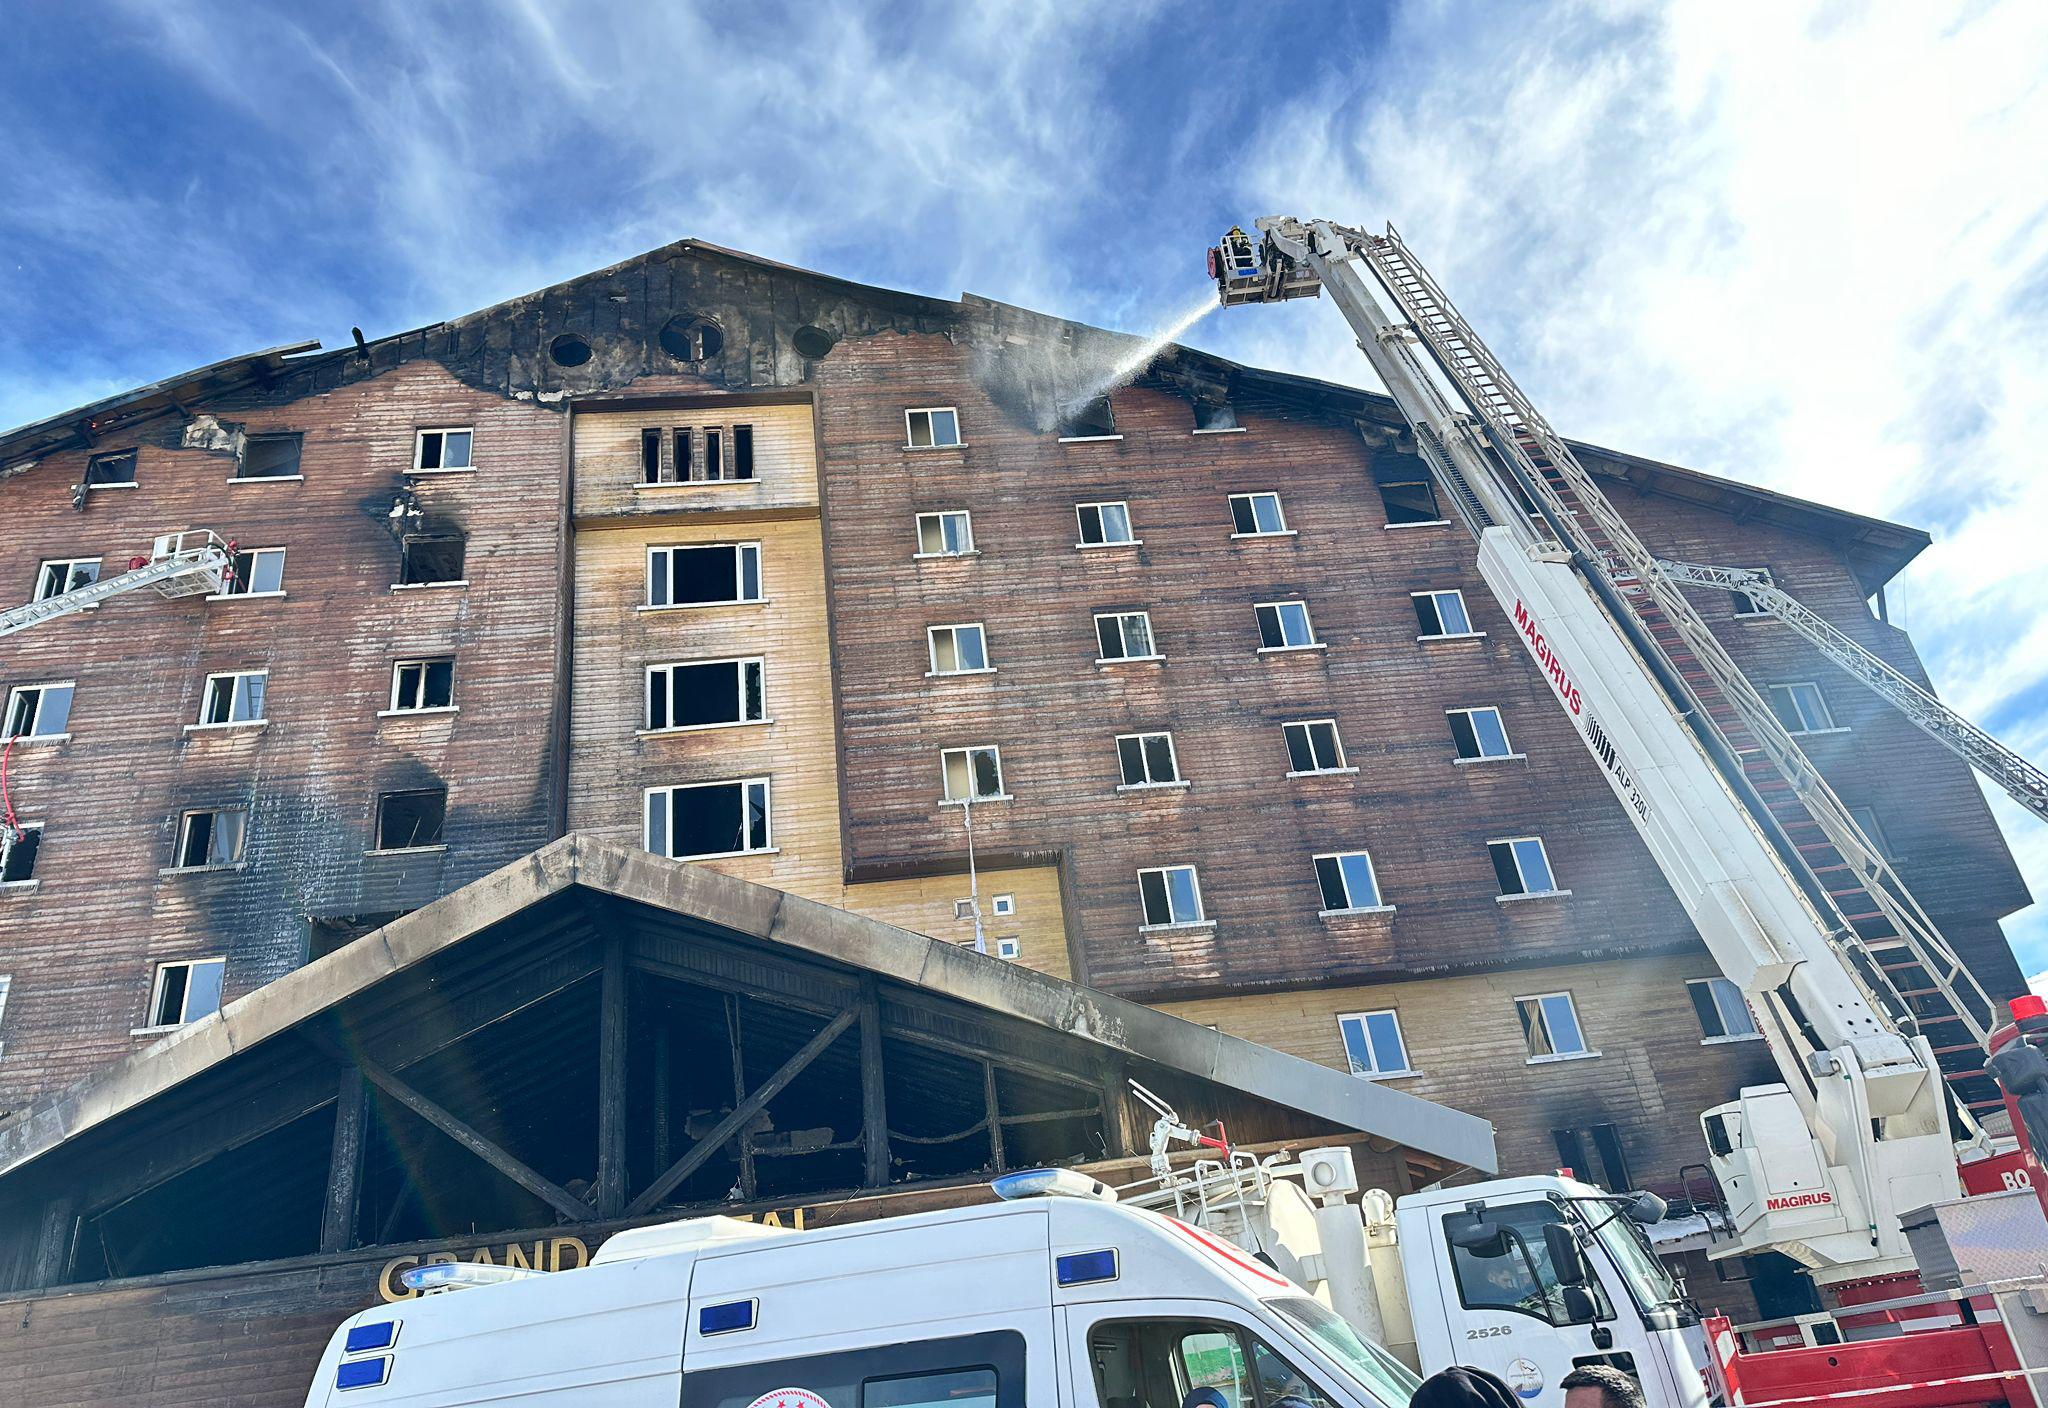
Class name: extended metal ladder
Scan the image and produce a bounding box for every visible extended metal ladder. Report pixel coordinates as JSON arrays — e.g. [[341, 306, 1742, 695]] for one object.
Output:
[[0, 531, 233, 637], [1356, 228, 2005, 1120]]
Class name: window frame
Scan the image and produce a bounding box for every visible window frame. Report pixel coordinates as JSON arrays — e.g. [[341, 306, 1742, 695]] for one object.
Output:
[[0, 821, 43, 887], [643, 656, 768, 733], [1094, 611, 1161, 663], [1137, 864, 1209, 930], [1337, 1008, 1413, 1078], [235, 431, 304, 481], [1517, 990, 1596, 1062], [940, 745, 1008, 804], [904, 407, 963, 449], [1228, 491, 1290, 537], [373, 788, 448, 852], [1115, 731, 1183, 790], [4, 682, 76, 741], [914, 510, 976, 558], [1447, 705, 1518, 762], [995, 936, 1022, 961], [1075, 500, 1138, 548], [412, 427, 475, 474], [1688, 976, 1760, 1043], [1730, 567, 1777, 618], [385, 658, 457, 715], [1282, 719, 1352, 777], [1412, 589, 1478, 639], [1315, 850, 1389, 916], [32, 558, 100, 603], [644, 542, 765, 610], [927, 623, 993, 677], [1490, 835, 1564, 899], [144, 957, 227, 1031], [1847, 805, 1898, 860], [1255, 599, 1322, 652], [170, 808, 249, 873], [212, 546, 287, 600], [643, 777, 774, 860], [84, 448, 139, 488], [1378, 478, 1445, 527], [1768, 681, 1842, 735]]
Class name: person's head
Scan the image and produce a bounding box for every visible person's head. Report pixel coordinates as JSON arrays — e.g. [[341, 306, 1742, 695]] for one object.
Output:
[[1561, 1365, 1645, 1408], [1181, 1389, 1231, 1408], [1409, 1366, 1521, 1408]]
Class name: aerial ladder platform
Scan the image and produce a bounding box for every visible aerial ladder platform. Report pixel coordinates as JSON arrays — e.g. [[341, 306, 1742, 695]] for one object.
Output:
[[0, 531, 233, 638]]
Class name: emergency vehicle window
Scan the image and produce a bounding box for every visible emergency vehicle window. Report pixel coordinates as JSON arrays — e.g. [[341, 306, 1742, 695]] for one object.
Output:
[[684, 1328, 1022, 1408], [1086, 1319, 1339, 1408], [1444, 1201, 1613, 1327], [862, 1366, 997, 1407]]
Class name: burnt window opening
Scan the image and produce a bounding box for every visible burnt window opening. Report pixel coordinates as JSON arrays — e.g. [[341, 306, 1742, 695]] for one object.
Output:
[[309, 911, 405, 960], [174, 808, 248, 869], [389, 659, 455, 712], [704, 428, 724, 480], [792, 324, 836, 359], [1552, 1123, 1633, 1192], [1194, 400, 1240, 432], [149, 958, 225, 1029], [549, 333, 593, 367], [85, 449, 138, 487], [659, 315, 723, 363], [1058, 395, 1116, 439], [237, 433, 302, 480], [1379, 479, 1442, 525], [400, 533, 466, 585], [732, 423, 754, 479], [375, 788, 446, 851], [1, 824, 42, 883], [673, 427, 694, 481], [642, 429, 666, 484]]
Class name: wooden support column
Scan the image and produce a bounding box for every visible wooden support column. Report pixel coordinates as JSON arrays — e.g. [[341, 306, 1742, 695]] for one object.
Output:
[[28, 1194, 77, 1289], [320, 1064, 368, 1253], [983, 1061, 1006, 1172], [1097, 1058, 1132, 1160], [725, 992, 757, 1203], [652, 1024, 672, 1171], [859, 976, 890, 1188], [595, 935, 629, 1218]]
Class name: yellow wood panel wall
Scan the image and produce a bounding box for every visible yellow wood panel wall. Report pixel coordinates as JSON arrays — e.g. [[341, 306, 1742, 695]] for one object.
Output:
[[574, 401, 818, 521]]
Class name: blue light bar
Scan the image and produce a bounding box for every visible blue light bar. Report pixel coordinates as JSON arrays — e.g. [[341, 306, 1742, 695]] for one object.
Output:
[[699, 1298, 758, 1336], [992, 1168, 1118, 1202], [337, 1356, 391, 1390], [345, 1321, 399, 1353], [1056, 1248, 1119, 1286]]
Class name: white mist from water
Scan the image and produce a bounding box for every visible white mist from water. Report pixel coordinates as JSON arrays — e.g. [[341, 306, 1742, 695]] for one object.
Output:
[[1074, 292, 1220, 403]]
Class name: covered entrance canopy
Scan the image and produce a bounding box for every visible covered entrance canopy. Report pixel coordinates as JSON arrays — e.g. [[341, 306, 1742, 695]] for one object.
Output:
[[0, 835, 1494, 1295]]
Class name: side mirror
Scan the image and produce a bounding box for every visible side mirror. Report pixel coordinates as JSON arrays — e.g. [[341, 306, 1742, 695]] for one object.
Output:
[[1625, 1191, 1669, 1225], [1543, 1222, 1589, 1286], [1450, 1219, 1511, 1257], [1559, 1285, 1601, 1325]]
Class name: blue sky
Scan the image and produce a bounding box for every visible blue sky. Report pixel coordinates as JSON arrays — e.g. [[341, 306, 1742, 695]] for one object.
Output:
[[5, 1, 2045, 980]]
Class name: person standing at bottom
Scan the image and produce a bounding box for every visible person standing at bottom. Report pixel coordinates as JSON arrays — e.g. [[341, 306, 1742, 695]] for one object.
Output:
[[1561, 1364, 1646, 1408]]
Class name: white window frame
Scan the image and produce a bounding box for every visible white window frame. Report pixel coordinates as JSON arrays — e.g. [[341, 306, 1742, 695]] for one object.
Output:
[[1517, 990, 1597, 1063], [1228, 492, 1292, 538], [169, 808, 249, 872], [1283, 719, 1354, 777], [995, 936, 1022, 961], [1337, 1009, 1414, 1079], [1491, 835, 1568, 901], [914, 510, 976, 558], [1688, 976, 1761, 1044], [1315, 850, 1391, 916], [1769, 681, 1844, 735], [235, 432, 304, 482], [904, 407, 963, 449], [940, 745, 1009, 804], [3, 682, 75, 742], [1115, 731, 1184, 790], [0, 821, 43, 888], [1448, 706, 1521, 763], [143, 957, 227, 1032], [1255, 600, 1323, 653], [0, 973, 10, 1054], [32, 558, 100, 603], [1731, 568, 1777, 618], [990, 893, 1016, 917], [1094, 611, 1161, 663], [644, 657, 768, 733], [1075, 501, 1138, 548], [927, 623, 993, 677], [644, 542, 765, 610], [84, 448, 139, 489], [193, 671, 268, 729], [643, 777, 774, 860], [413, 426, 475, 473], [384, 659, 457, 716], [1137, 864, 1209, 930], [210, 546, 287, 600], [1412, 589, 1479, 639]]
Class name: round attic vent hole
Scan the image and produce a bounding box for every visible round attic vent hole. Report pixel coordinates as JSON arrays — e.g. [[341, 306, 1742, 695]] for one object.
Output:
[[792, 325, 837, 359], [660, 315, 723, 363], [549, 334, 593, 367]]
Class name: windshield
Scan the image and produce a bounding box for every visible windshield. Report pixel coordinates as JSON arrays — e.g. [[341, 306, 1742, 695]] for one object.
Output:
[[1269, 1296, 1421, 1408], [1582, 1205, 1693, 1324]]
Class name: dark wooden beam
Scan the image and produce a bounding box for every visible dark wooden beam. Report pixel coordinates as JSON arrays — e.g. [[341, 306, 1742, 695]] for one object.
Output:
[[319, 1065, 368, 1253], [726, 992, 757, 1204], [652, 1023, 672, 1171], [859, 976, 890, 1188], [28, 1195, 77, 1289], [627, 1006, 858, 1216], [983, 1062, 1006, 1172], [348, 1049, 594, 1224], [594, 935, 629, 1218], [1097, 1059, 1132, 1159]]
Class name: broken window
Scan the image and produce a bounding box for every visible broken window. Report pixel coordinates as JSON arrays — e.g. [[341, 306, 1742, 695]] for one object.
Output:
[[905, 407, 961, 448], [647, 543, 762, 607], [704, 428, 724, 481], [1448, 706, 1514, 760], [646, 657, 765, 730], [1848, 805, 1896, 859], [916, 511, 974, 557], [4, 683, 74, 739], [388, 659, 455, 712], [1116, 731, 1180, 787], [173, 809, 248, 869], [643, 777, 771, 859], [658, 315, 722, 363], [309, 912, 406, 961], [1095, 611, 1157, 661], [732, 424, 755, 479], [32, 558, 99, 602], [414, 428, 474, 472], [1412, 589, 1473, 637], [642, 429, 667, 484], [1551, 1123, 1632, 1191], [1688, 976, 1757, 1041], [376, 788, 447, 850], [1229, 492, 1286, 535], [400, 533, 465, 585], [1058, 396, 1115, 439], [1283, 719, 1346, 774], [1255, 600, 1318, 650], [198, 672, 267, 726], [1316, 852, 1384, 914], [927, 624, 989, 675], [84, 449, 138, 487], [1517, 992, 1590, 1059], [1194, 401, 1241, 432], [1767, 682, 1837, 734], [1076, 501, 1136, 546], [1, 824, 42, 884], [148, 958, 226, 1028], [941, 746, 1006, 802], [221, 548, 285, 596], [1138, 865, 1204, 927], [1490, 837, 1559, 896], [237, 433, 302, 479], [1730, 568, 1777, 617], [0, 975, 11, 1048], [1378, 479, 1441, 525], [548, 334, 592, 367], [1337, 1007, 1409, 1076]]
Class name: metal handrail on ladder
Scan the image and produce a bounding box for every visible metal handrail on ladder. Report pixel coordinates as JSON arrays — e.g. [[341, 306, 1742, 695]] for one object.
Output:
[[0, 531, 233, 638], [1351, 226, 2003, 1112]]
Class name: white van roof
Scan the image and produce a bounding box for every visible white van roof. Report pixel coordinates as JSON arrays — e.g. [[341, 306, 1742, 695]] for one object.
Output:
[[589, 1214, 797, 1265]]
